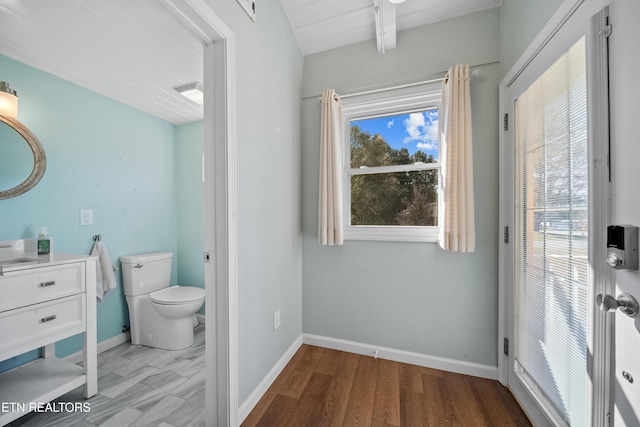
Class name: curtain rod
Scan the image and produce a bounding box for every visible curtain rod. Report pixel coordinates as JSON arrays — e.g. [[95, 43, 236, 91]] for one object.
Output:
[[306, 77, 443, 101], [339, 76, 445, 100], [305, 60, 498, 101]]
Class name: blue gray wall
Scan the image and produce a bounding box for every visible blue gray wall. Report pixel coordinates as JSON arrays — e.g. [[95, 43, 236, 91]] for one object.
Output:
[[499, 0, 565, 76], [301, 9, 501, 367]]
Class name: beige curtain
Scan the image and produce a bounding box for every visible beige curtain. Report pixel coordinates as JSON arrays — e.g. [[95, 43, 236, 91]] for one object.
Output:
[[439, 64, 475, 252], [319, 88, 344, 245]]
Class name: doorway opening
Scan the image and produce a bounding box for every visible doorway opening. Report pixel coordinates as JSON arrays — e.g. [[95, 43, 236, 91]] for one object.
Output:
[[161, 1, 238, 425]]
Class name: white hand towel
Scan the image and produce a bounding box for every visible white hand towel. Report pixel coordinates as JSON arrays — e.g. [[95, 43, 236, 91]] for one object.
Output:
[[91, 241, 118, 302]]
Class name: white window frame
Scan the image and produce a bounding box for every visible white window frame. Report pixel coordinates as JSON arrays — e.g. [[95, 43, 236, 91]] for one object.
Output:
[[341, 82, 442, 242]]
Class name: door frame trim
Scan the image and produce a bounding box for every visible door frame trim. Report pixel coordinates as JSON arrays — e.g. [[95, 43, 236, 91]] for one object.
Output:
[[159, 1, 238, 425], [498, 0, 588, 385]]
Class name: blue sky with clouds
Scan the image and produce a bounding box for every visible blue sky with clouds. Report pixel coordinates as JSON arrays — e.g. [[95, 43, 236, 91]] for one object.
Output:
[[352, 109, 439, 158]]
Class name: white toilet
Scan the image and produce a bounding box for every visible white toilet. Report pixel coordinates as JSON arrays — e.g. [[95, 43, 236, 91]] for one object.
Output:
[[121, 251, 205, 350]]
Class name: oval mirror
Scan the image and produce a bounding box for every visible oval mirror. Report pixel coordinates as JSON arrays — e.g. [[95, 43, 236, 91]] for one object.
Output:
[[0, 116, 46, 200]]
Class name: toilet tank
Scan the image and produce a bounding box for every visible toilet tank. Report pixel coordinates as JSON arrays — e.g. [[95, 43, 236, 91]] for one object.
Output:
[[120, 252, 173, 296]]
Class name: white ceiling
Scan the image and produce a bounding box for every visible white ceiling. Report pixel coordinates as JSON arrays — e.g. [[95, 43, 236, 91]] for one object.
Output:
[[281, 0, 503, 55], [0, 0, 204, 125], [0, 0, 501, 125]]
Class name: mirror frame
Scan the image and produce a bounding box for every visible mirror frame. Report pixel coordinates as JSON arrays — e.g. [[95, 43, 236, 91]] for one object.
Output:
[[0, 115, 46, 200]]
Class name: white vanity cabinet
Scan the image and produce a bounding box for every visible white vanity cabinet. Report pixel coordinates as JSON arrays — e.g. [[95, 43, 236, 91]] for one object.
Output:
[[0, 254, 97, 426]]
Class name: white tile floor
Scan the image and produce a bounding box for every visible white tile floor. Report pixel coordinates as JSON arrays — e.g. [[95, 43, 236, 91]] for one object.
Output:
[[8, 325, 206, 427]]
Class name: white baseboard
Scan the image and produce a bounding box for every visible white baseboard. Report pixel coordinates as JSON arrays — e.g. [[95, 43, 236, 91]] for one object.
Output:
[[302, 333, 498, 380], [237, 334, 303, 424], [63, 332, 131, 365]]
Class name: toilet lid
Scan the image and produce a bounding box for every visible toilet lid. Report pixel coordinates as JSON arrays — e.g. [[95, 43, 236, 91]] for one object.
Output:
[[150, 286, 205, 305]]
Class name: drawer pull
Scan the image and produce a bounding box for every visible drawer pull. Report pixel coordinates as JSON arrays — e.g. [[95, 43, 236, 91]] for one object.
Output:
[[40, 281, 56, 287], [41, 315, 57, 323]]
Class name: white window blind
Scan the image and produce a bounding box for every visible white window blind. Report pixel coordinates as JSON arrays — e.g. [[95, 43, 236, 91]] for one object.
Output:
[[514, 36, 588, 426]]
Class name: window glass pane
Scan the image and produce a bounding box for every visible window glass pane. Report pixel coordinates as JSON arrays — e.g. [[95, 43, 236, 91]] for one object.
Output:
[[515, 36, 587, 426], [350, 109, 438, 168], [351, 170, 438, 226]]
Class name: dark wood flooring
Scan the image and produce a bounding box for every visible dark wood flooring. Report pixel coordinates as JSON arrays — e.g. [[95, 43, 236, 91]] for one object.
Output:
[[242, 344, 531, 427]]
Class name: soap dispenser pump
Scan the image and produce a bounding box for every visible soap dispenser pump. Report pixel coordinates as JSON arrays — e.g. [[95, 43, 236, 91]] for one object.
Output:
[[37, 227, 51, 255]]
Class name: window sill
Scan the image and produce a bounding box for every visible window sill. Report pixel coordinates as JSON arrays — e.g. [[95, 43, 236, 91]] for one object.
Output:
[[344, 226, 439, 243]]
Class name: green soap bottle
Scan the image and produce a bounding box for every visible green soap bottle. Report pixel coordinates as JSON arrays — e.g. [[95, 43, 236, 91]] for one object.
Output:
[[37, 227, 51, 255]]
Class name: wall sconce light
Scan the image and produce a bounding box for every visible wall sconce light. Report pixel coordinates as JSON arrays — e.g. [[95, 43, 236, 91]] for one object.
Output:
[[0, 81, 18, 117], [173, 82, 204, 106]]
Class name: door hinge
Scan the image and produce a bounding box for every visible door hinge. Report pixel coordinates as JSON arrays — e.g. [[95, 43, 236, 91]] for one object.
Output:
[[504, 226, 509, 244], [204, 251, 211, 263], [503, 113, 509, 131], [600, 23, 612, 38], [503, 337, 509, 356]]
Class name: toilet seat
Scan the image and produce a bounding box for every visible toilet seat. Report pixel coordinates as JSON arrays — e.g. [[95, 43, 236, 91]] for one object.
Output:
[[150, 286, 205, 305]]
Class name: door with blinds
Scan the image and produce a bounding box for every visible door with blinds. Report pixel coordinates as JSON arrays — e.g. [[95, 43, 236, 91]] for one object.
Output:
[[505, 7, 611, 426], [514, 36, 588, 426]]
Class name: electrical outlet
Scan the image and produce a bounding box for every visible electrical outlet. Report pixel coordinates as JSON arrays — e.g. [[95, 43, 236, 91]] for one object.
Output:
[[80, 209, 94, 226], [273, 309, 281, 330]]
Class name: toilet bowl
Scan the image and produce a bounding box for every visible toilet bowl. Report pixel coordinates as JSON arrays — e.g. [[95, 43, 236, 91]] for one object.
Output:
[[151, 286, 205, 319], [121, 252, 204, 350]]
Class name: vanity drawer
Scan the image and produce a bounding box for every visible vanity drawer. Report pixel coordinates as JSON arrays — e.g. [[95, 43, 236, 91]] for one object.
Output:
[[0, 294, 85, 354], [0, 263, 85, 312]]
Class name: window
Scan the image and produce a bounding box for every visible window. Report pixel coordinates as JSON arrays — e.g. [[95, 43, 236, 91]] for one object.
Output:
[[513, 36, 588, 426], [342, 82, 441, 242]]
